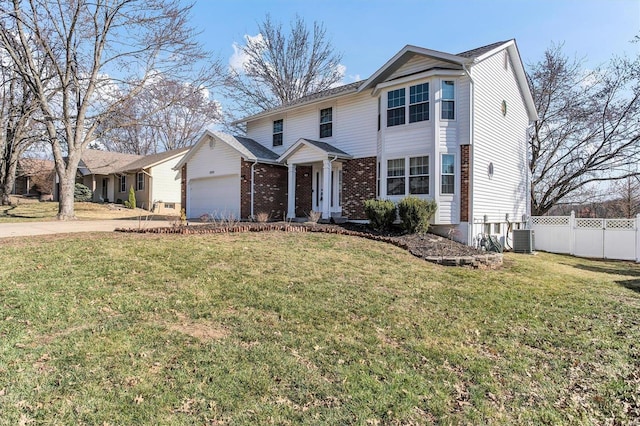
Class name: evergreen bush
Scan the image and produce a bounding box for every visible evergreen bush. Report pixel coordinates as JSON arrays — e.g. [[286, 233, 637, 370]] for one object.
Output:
[[397, 196, 437, 233], [363, 199, 396, 231], [74, 183, 93, 202], [124, 185, 136, 209]]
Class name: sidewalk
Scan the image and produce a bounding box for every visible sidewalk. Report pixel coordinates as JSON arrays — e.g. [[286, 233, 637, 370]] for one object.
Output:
[[0, 219, 175, 238]]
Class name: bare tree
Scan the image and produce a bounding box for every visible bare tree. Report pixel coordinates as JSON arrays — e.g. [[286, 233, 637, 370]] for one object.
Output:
[[100, 77, 220, 155], [0, 0, 220, 219], [224, 14, 343, 119], [0, 49, 43, 205], [606, 176, 640, 218], [528, 44, 640, 216]]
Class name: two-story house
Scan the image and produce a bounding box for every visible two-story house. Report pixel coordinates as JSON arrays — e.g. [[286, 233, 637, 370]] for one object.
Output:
[[176, 40, 538, 246]]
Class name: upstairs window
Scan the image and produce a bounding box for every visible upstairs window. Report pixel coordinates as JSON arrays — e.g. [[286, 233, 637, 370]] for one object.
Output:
[[120, 175, 126, 192], [441, 154, 455, 194], [409, 156, 429, 194], [319, 107, 332, 138], [386, 158, 405, 195], [441, 81, 455, 120], [409, 83, 429, 123], [136, 172, 144, 191], [387, 88, 405, 127], [273, 119, 283, 146]]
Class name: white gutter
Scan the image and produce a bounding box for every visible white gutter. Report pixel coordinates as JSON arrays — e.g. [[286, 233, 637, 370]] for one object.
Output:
[[462, 63, 475, 246], [250, 159, 258, 218]]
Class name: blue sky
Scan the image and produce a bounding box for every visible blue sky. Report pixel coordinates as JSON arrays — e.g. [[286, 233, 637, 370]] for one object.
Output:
[[188, 0, 639, 83]]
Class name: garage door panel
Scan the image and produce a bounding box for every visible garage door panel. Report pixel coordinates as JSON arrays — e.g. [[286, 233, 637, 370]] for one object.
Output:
[[189, 175, 240, 219]]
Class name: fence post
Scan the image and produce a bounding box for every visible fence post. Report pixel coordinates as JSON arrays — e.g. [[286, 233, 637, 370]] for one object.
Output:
[[570, 211, 576, 256], [636, 213, 640, 263]]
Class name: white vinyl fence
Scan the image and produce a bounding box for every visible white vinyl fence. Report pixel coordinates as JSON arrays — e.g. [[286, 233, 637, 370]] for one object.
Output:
[[529, 212, 640, 262]]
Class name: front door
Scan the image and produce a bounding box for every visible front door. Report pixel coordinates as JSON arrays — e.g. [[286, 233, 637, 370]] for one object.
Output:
[[102, 178, 108, 202], [311, 163, 343, 215]]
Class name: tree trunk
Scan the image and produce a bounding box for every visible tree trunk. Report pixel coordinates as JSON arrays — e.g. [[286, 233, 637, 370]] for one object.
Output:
[[57, 173, 76, 220]]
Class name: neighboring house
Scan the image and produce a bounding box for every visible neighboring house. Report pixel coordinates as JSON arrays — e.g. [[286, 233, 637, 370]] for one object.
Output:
[[13, 158, 55, 199], [177, 40, 538, 245], [55, 147, 189, 214]]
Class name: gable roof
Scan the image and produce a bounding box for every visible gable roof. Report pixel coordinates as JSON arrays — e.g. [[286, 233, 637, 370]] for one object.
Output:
[[78, 150, 143, 176], [174, 129, 280, 170], [278, 138, 352, 163], [121, 147, 191, 172], [232, 39, 537, 124], [231, 81, 363, 125], [17, 158, 54, 177]]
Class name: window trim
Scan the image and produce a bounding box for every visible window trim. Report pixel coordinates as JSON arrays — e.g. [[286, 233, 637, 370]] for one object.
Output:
[[408, 155, 429, 195], [386, 88, 406, 127], [441, 80, 455, 121], [319, 107, 333, 138], [386, 156, 431, 196], [136, 172, 145, 191], [409, 83, 429, 123], [272, 119, 283, 147], [441, 153, 455, 195], [119, 175, 126, 193]]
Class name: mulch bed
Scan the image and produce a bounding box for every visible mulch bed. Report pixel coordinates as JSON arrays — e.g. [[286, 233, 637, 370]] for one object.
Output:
[[115, 221, 502, 268]]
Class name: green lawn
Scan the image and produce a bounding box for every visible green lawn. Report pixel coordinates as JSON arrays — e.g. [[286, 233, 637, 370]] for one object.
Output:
[[0, 199, 168, 222], [0, 232, 638, 425]]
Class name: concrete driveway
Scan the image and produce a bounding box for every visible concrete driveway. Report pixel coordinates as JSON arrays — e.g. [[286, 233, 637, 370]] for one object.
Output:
[[0, 219, 176, 238]]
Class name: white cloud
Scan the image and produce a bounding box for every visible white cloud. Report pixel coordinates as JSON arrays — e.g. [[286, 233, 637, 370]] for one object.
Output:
[[229, 33, 264, 73]]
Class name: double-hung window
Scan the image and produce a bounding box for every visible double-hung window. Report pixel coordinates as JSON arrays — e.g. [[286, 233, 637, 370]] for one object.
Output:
[[409, 83, 429, 123], [441, 154, 455, 194], [273, 119, 283, 146], [386, 158, 405, 195], [441, 81, 455, 120], [387, 89, 405, 127], [120, 175, 126, 192], [409, 156, 429, 194], [136, 172, 144, 191], [319, 107, 332, 138]]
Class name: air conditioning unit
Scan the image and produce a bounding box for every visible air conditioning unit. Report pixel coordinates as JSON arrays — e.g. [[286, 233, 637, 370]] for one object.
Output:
[[512, 229, 535, 253]]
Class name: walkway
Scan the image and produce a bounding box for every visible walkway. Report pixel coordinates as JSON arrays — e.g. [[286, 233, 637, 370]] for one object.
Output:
[[0, 219, 175, 238]]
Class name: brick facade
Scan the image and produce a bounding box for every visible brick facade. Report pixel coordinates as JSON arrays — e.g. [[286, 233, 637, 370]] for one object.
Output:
[[460, 145, 470, 222], [240, 160, 288, 220], [295, 166, 312, 217], [341, 156, 377, 220]]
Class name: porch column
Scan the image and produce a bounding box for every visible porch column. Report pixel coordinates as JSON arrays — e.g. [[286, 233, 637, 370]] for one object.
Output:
[[322, 159, 331, 219], [287, 163, 296, 219]]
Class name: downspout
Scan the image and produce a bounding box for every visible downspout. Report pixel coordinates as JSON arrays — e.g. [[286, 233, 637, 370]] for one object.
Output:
[[250, 159, 258, 218], [462, 62, 475, 246]]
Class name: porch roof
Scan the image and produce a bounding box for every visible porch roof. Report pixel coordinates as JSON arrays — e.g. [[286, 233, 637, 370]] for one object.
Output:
[[277, 138, 353, 163]]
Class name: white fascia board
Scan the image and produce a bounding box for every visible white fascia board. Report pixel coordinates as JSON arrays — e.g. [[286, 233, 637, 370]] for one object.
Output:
[[372, 69, 466, 96], [358, 45, 470, 93]]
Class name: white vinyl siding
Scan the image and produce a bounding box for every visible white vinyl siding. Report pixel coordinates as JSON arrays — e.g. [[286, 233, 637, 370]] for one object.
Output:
[[150, 155, 184, 203], [471, 48, 530, 224], [245, 91, 377, 158]]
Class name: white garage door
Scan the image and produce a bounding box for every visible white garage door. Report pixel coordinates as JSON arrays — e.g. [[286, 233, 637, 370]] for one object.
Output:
[[188, 175, 240, 219]]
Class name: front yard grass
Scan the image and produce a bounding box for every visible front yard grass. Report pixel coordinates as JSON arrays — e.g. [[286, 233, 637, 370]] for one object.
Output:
[[0, 197, 166, 222], [0, 232, 638, 424]]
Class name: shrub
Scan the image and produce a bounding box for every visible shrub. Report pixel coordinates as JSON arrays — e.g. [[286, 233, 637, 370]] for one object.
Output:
[[74, 183, 93, 202], [397, 196, 437, 233], [307, 210, 321, 224], [363, 199, 396, 231], [255, 212, 270, 223], [124, 186, 136, 209]]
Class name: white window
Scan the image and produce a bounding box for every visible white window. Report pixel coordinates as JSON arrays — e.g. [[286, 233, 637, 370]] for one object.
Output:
[[409, 83, 429, 123], [387, 88, 405, 127], [387, 158, 405, 195], [409, 156, 429, 194], [441, 81, 455, 120], [273, 119, 283, 146], [441, 154, 455, 194], [320, 107, 332, 138], [119, 175, 126, 192], [136, 172, 144, 191], [387, 156, 430, 196]]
